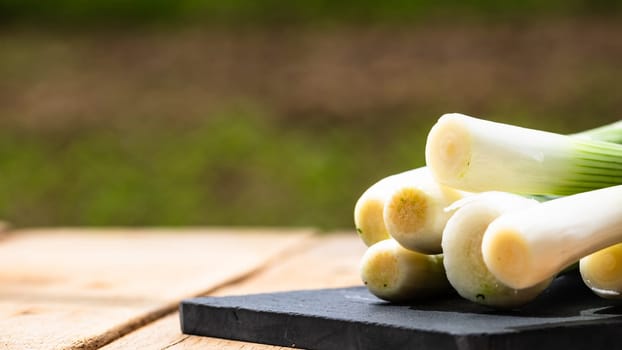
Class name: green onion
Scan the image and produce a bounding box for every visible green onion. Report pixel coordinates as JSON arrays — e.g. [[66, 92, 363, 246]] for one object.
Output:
[[573, 120, 622, 144], [356, 118, 622, 250], [425, 113, 622, 195], [354, 168, 424, 246], [580, 243, 622, 299], [442, 192, 551, 308], [360, 239, 450, 302], [383, 168, 467, 254], [482, 185, 622, 289]]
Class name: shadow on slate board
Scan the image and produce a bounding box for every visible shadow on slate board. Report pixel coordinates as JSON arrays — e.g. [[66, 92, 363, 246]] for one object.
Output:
[[180, 271, 622, 350]]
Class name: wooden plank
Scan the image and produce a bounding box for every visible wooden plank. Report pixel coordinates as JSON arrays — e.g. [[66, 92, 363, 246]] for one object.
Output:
[[0, 228, 312, 350], [100, 314, 292, 350], [101, 232, 366, 350]]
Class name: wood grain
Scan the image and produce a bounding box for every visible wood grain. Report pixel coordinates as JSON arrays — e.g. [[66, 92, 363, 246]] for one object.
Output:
[[101, 232, 366, 350], [0, 228, 312, 350]]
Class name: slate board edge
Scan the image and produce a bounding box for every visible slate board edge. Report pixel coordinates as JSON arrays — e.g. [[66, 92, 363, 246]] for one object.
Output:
[[180, 298, 470, 350], [179, 286, 622, 350]]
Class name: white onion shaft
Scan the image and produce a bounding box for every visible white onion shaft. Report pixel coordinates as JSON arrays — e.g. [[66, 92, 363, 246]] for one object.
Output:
[[425, 113, 622, 195], [360, 239, 449, 302], [482, 185, 622, 289], [383, 168, 466, 254], [580, 243, 622, 299], [354, 168, 425, 246], [442, 192, 550, 308]]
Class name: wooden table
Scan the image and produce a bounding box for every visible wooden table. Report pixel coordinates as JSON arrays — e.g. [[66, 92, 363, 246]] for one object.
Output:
[[0, 227, 366, 349]]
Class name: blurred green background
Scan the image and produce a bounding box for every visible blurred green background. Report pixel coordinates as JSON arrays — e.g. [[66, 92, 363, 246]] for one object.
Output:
[[1, 1, 621, 229]]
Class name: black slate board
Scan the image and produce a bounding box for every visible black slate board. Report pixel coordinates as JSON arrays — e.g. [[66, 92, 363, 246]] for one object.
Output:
[[180, 273, 622, 350]]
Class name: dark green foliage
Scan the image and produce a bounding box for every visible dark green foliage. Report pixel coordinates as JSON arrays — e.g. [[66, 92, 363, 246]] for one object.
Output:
[[1, 0, 621, 26]]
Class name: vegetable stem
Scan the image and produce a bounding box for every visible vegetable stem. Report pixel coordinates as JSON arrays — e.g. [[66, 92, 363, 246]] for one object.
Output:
[[354, 168, 425, 246], [573, 120, 622, 144], [425, 114, 622, 195], [360, 239, 450, 302], [442, 192, 550, 308], [482, 185, 622, 289], [580, 243, 622, 299], [383, 168, 466, 254]]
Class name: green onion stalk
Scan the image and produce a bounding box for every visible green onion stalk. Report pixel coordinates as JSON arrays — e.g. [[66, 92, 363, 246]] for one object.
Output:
[[426, 114, 622, 195], [482, 185, 622, 289], [441, 192, 552, 308], [580, 243, 622, 299], [360, 239, 450, 302]]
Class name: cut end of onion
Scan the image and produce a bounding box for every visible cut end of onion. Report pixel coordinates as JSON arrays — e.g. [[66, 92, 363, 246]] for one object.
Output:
[[354, 198, 390, 246], [360, 240, 401, 299], [580, 243, 622, 299], [425, 113, 472, 186], [384, 187, 430, 249], [482, 228, 531, 289]]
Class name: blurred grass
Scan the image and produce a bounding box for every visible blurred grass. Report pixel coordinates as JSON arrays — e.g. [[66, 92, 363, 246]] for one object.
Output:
[[0, 110, 431, 229]]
